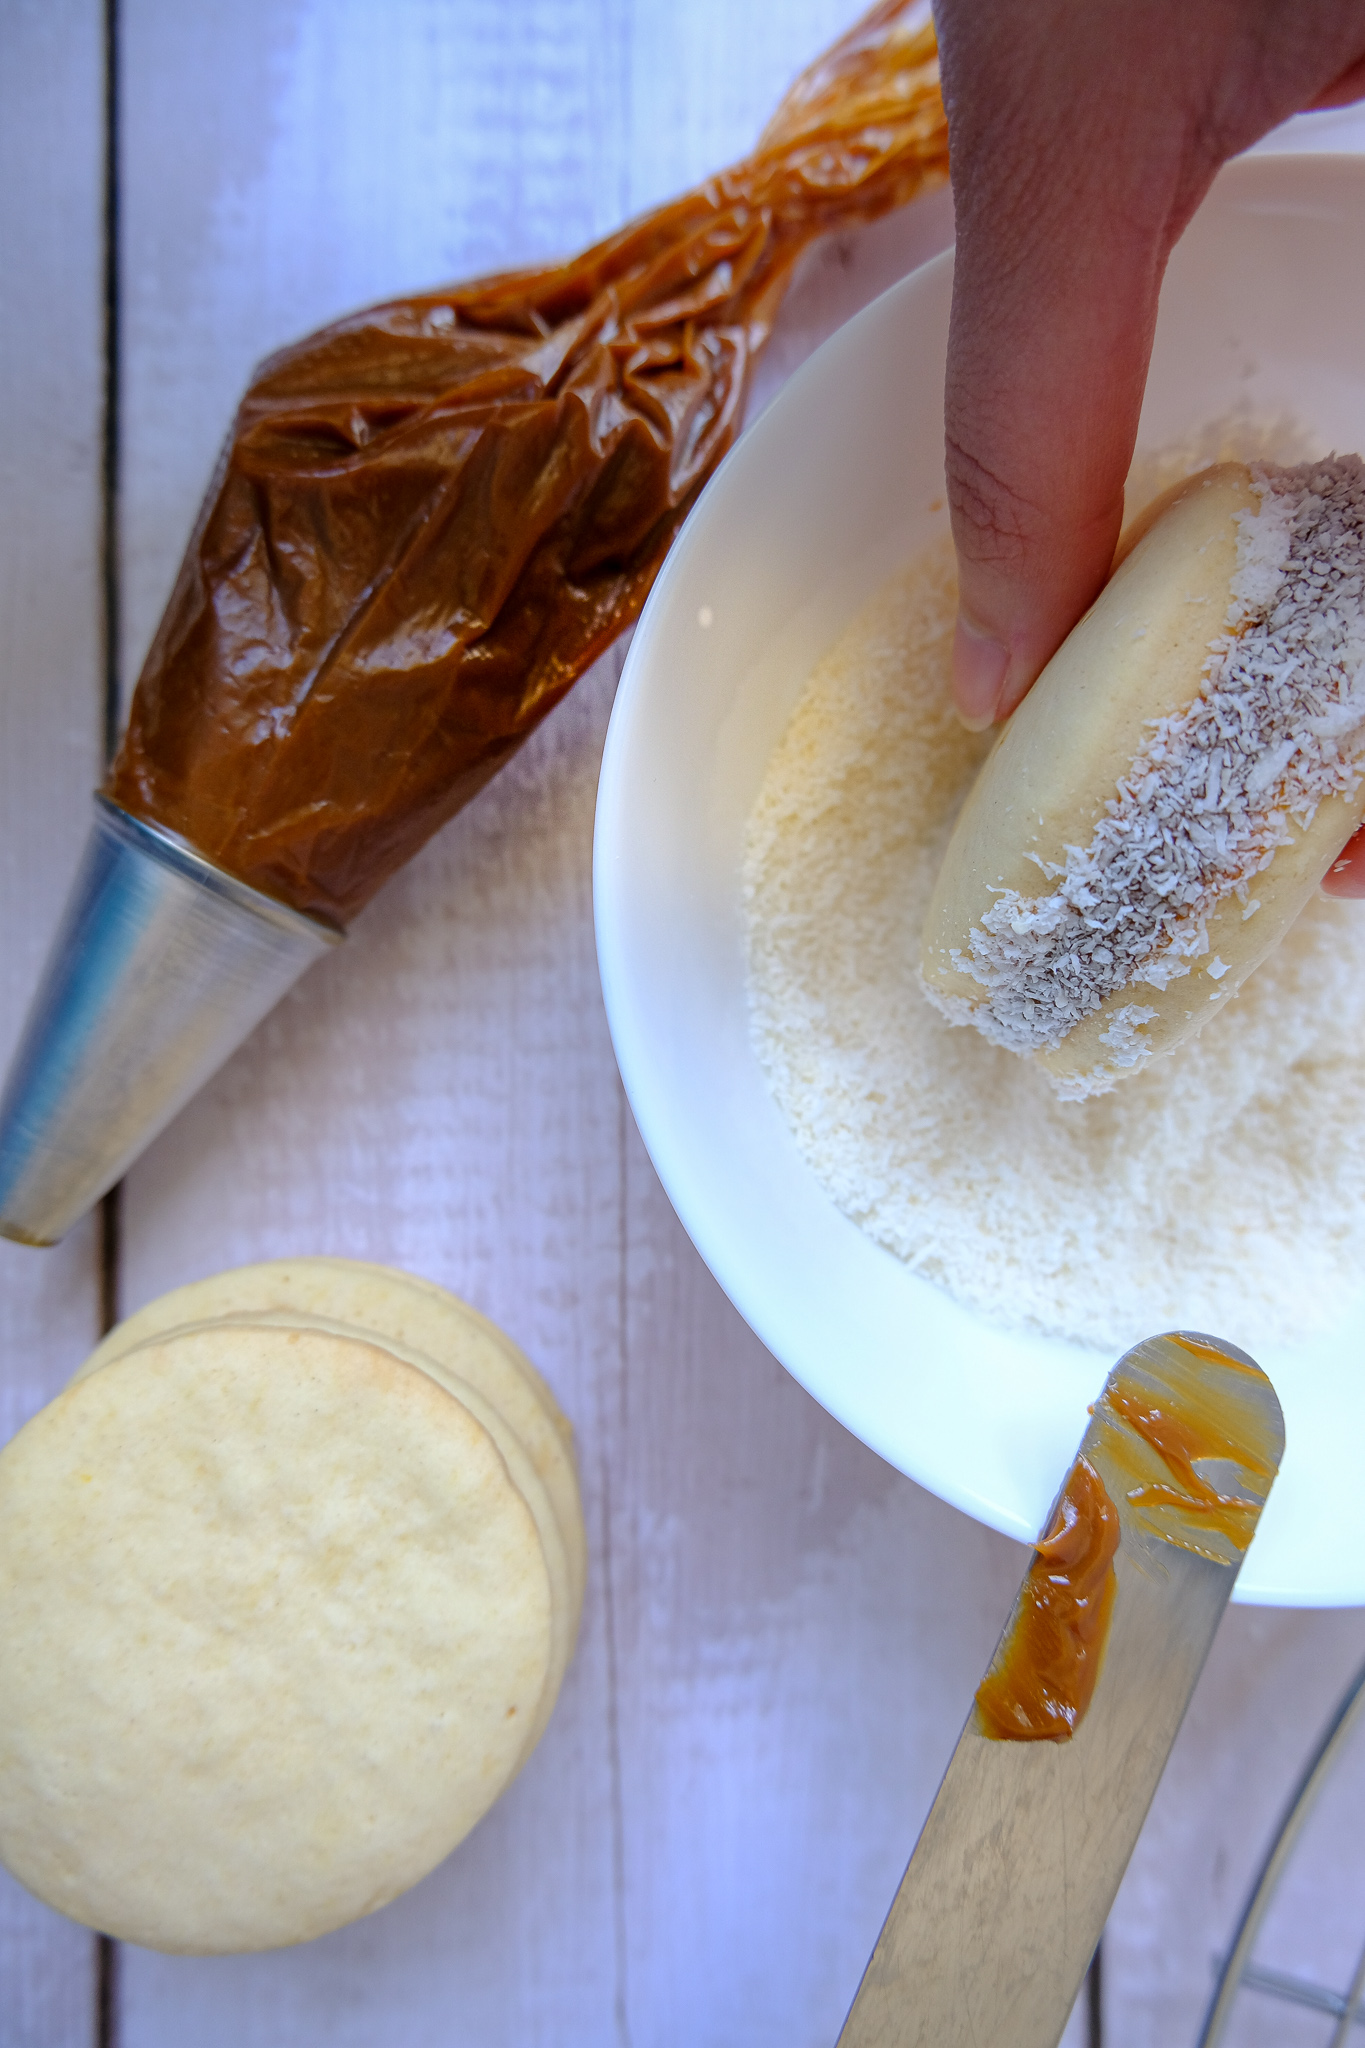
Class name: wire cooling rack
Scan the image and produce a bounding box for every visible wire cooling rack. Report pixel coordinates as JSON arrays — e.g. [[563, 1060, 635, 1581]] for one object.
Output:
[[1198, 1653, 1365, 2045]]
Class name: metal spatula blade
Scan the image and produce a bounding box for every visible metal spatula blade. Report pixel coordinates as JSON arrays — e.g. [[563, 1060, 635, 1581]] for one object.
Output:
[[838, 1330, 1284, 2048]]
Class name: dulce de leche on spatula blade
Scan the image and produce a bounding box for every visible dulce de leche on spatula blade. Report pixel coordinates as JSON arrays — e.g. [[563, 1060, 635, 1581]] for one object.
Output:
[[838, 1332, 1283, 2048], [0, 1, 948, 1247]]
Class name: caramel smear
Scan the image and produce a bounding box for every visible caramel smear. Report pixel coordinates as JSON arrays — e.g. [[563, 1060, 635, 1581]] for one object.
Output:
[[976, 1457, 1121, 1744], [1099, 1335, 1280, 1565]]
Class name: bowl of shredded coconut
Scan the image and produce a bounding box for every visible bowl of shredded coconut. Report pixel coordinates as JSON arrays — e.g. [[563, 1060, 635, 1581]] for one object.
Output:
[[594, 152, 1365, 1605]]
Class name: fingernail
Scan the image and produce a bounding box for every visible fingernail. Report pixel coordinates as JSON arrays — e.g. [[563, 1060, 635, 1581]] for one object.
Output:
[[952, 614, 1010, 731], [1323, 828, 1365, 898]]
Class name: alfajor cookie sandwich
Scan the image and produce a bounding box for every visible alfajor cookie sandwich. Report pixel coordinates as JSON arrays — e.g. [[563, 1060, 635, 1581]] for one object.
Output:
[[921, 455, 1365, 1096], [0, 1259, 584, 1954]]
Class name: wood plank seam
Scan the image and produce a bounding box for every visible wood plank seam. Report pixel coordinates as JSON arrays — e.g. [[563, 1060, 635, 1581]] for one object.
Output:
[[601, 740, 636, 2048], [100, 0, 123, 2037]]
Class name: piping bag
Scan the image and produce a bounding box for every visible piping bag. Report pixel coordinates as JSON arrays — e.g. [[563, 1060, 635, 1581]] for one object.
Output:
[[0, 2, 948, 1244], [838, 1331, 1284, 2048]]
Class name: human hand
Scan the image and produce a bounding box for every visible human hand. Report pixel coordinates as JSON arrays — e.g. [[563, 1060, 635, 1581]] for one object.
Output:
[[933, 0, 1365, 744]]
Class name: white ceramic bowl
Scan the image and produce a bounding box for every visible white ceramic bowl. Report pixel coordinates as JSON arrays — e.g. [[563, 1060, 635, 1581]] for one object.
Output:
[[594, 154, 1365, 1607]]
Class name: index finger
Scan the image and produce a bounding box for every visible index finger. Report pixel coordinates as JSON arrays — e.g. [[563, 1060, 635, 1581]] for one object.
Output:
[[937, 10, 1180, 727]]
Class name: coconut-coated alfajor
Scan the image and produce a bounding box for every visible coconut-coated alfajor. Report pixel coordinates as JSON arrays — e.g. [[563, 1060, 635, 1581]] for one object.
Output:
[[921, 456, 1365, 1096]]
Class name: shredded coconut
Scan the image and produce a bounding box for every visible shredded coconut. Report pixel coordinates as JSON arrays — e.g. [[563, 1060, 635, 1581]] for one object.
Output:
[[743, 448, 1365, 1350], [933, 457, 1365, 1067]]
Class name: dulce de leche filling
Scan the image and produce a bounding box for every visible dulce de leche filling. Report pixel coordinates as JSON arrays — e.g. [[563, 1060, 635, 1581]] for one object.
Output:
[[975, 1456, 1120, 1744]]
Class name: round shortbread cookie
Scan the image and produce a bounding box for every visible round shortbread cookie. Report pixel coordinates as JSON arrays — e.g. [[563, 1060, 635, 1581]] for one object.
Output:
[[75, 1262, 585, 1772], [77, 1260, 585, 1621], [106, 1309, 574, 1767], [0, 1323, 554, 1953]]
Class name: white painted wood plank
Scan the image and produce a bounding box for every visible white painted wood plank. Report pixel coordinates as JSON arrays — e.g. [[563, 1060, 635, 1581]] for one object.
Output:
[[0, 0, 109, 2039], [113, 1, 654, 2037], [614, 1130, 1097, 2045], [614, 1134, 1031, 2043], [117, 659, 627, 2046]]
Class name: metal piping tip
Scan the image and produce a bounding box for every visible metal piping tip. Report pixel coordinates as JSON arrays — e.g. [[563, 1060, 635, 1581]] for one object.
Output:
[[0, 797, 340, 1246]]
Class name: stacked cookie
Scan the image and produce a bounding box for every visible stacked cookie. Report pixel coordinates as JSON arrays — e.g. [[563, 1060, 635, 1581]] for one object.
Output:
[[0, 1258, 585, 1953]]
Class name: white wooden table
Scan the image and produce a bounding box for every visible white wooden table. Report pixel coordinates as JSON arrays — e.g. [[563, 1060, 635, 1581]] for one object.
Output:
[[4, 6, 1365, 2044]]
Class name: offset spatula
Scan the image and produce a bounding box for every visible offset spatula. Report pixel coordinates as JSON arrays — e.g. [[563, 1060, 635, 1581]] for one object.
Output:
[[838, 1331, 1283, 2048]]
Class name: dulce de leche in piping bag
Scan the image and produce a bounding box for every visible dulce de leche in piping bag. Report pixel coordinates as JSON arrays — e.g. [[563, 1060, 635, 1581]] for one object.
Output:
[[0, 3, 947, 1244]]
